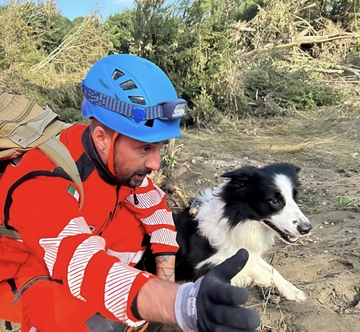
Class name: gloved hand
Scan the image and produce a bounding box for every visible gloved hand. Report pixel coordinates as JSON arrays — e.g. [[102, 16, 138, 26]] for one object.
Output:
[[174, 248, 260, 332]]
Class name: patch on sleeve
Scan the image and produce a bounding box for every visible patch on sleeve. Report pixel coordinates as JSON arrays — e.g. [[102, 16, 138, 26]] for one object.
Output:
[[66, 184, 80, 202]]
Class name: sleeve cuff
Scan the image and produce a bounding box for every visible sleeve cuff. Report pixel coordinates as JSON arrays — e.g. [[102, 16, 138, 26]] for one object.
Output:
[[150, 243, 179, 255], [126, 271, 157, 322], [153, 252, 177, 257]]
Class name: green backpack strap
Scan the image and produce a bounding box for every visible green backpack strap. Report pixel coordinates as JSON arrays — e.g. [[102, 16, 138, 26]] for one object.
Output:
[[38, 137, 84, 210], [0, 140, 85, 240], [0, 139, 85, 240], [0, 224, 21, 239]]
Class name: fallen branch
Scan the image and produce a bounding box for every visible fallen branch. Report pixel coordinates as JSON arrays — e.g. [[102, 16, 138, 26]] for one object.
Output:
[[326, 80, 360, 84], [306, 68, 343, 74], [240, 33, 359, 58], [31, 15, 97, 71], [331, 12, 360, 21], [336, 65, 360, 76]]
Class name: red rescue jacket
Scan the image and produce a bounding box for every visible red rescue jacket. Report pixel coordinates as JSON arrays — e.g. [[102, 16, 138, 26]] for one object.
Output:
[[0, 124, 178, 326]]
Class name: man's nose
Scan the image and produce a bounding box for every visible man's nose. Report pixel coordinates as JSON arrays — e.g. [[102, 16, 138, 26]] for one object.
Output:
[[144, 152, 161, 171]]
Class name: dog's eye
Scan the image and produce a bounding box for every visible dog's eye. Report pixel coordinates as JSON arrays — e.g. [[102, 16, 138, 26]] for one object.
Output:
[[270, 198, 281, 206]]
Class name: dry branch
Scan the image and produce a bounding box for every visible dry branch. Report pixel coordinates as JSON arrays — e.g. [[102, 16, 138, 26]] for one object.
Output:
[[336, 65, 360, 77], [240, 33, 359, 58], [309, 68, 344, 74], [31, 15, 101, 71], [331, 12, 360, 20]]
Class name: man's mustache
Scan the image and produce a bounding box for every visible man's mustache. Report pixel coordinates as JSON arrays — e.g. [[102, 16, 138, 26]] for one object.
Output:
[[135, 169, 152, 176]]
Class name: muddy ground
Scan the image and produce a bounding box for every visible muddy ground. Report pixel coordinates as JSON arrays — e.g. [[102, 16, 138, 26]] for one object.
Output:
[[1, 112, 359, 332]]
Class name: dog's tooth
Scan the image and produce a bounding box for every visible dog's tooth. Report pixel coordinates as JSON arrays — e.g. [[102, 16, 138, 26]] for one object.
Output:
[[189, 207, 199, 217]]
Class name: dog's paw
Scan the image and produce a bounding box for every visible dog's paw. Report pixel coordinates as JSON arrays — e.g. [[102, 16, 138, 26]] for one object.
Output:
[[282, 287, 307, 303]]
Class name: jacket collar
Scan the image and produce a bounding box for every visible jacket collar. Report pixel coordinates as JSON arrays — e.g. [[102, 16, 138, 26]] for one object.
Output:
[[81, 126, 121, 186]]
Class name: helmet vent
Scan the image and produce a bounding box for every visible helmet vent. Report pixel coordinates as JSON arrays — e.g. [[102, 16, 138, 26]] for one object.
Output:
[[144, 119, 154, 127], [129, 96, 146, 105], [120, 80, 137, 91], [112, 69, 124, 80]]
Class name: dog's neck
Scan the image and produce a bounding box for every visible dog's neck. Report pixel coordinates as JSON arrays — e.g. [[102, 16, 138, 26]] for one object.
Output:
[[195, 185, 276, 257]]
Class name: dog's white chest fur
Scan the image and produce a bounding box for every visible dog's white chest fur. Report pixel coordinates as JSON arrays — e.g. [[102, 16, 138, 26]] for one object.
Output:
[[193, 182, 307, 303]]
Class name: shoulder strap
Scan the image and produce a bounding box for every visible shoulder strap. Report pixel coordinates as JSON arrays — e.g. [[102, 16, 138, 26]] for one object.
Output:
[[1, 168, 80, 240], [0, 224, 21, 239], [0, 138, 85, 240], [37, 137, 84, 209]]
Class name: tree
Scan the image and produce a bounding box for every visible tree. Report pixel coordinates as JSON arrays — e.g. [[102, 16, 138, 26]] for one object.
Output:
[[104, 10, 135, 54]]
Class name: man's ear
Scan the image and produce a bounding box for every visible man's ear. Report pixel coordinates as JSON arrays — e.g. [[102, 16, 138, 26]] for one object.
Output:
[[92, 125, 110, 155]]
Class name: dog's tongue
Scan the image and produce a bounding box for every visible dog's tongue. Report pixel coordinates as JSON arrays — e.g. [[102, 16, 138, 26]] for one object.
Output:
[[287, 235, 298, 242]]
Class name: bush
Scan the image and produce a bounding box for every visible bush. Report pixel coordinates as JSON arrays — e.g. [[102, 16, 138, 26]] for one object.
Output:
[[242, 54, 346, 115], [0, 0, 110, 123], [0, 0, 357, 127]]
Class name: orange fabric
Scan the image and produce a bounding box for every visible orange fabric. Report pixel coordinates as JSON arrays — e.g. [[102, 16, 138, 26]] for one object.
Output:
[[108, 131, 119, 176], [0, 278, 94, 332], [0, 280, 18, 323], [0, 124, 177, 329]]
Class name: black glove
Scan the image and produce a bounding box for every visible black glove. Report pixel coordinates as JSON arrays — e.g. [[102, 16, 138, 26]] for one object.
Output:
[[174, 248, 260, 332]]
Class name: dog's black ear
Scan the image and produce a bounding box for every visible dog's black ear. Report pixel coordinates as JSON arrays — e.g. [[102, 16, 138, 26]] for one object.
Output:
[[282, 163, 301, 174], [221, 166, 258, 187]]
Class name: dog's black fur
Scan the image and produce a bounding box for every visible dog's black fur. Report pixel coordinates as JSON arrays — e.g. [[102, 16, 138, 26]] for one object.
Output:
[[137, 163, 312, 302]]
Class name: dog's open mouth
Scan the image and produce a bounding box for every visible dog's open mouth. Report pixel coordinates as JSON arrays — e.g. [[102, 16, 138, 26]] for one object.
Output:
[[262, 220, 298, 243]]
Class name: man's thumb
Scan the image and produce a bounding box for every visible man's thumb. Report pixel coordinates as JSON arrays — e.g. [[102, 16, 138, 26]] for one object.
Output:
[[210, 248, 249, 282]]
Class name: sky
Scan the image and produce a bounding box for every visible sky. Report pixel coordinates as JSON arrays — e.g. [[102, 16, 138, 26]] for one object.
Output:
[[56, 0, 134, 20]]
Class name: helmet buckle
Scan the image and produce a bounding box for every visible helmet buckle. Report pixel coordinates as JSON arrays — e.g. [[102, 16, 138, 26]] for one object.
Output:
[[132, 108, 146, 123]]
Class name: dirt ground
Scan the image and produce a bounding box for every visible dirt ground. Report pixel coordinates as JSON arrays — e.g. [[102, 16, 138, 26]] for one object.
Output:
[[1, 112, 359, 332], [160, 113, 360, 332]]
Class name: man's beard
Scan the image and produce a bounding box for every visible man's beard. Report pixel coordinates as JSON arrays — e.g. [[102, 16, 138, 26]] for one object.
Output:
[[114, 167, 151, 188]]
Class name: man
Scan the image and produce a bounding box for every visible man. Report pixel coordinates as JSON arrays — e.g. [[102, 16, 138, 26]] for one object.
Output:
[[0, 54, 260, 331]]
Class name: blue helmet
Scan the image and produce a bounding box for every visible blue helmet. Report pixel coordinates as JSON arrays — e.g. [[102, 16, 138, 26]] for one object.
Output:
[[81, 54, 187, 143]]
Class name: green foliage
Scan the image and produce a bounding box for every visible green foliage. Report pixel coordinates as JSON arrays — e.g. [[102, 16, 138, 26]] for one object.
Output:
[[161, 154, 177, 177], [104, 10, 135, 54], [0, 0, 358, 126], [318, 0, 360, 17], [186, 91, 226, 128], [110, 0, 249, 126], [0, 0, 111, 122], [299, 0, 360, 29], [161, 155, 177, 168], [243, 54, 346, 114], [21, 1, 74, 54], [333, 195, 360, 209], [0, 0, 75, 57], [233, 0, 268, 21]]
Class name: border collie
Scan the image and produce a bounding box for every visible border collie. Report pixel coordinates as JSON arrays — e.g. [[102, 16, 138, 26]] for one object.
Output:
[[171, 162, 312, 302]]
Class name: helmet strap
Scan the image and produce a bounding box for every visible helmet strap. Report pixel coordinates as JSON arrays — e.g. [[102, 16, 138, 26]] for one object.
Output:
[[108, 131, 119, 176]]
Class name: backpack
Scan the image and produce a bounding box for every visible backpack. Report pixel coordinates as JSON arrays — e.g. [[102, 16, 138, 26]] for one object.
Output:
[[0, 91, 84, 239]]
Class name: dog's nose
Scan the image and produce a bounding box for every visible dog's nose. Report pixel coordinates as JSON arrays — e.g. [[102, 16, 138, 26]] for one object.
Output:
[[297, 222, 312, 235]]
